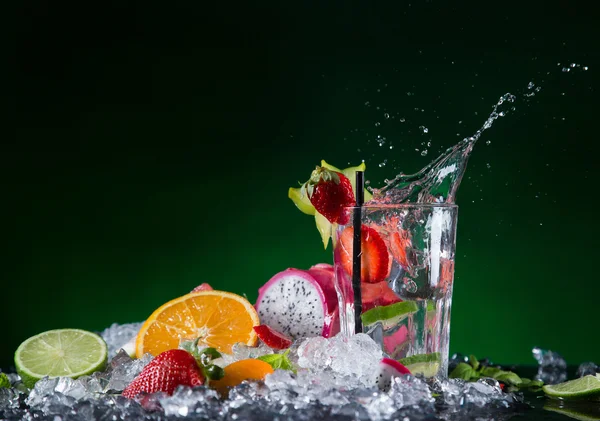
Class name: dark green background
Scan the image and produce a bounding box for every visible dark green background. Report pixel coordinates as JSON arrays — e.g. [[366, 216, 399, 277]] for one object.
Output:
[[6, 1, 598, 370]]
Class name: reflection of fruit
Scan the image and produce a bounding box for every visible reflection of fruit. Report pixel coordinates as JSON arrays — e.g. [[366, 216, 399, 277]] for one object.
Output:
[[338, 226, 390, 283], [210, 359, 274, 396], [303, 167, 356, 225], [136, 291, 259, 357], [362, 281, 402, 312], [255, 268, 339, 339], [123, 349, 204, 398], [253, 325, 293, 350], [15, 329, 108, 389], [440, 258, 454, 291], [376, 358, 411, 391]]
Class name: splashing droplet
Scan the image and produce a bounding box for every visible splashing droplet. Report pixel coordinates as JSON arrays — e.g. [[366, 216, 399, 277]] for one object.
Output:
[[384, 113, 390, 119]]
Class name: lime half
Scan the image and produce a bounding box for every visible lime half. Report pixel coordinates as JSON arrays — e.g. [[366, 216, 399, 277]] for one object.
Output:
[[543, 375, 600, 400], [361, 301, 419, 329], [15, 329, 108, 388], [399, 352, 441, 378]]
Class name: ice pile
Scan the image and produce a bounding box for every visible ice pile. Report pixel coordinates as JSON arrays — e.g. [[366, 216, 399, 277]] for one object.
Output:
[[100, 322, 144, 358], [0, 324, 527, 421], [577, 362, 599, 377]]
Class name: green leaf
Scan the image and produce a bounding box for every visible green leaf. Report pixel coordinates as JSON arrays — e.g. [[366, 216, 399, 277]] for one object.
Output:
[[469, 355, 480, 371], [480, 366, 502, 378], [495, 371, 523, 386], [257, 351, 295, 372], [450, 362, 478, 381], [0, 373, 10, 389]]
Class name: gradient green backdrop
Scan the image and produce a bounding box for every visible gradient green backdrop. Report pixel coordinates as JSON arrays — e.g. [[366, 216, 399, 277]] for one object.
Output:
[[6, 1, 598, 370]]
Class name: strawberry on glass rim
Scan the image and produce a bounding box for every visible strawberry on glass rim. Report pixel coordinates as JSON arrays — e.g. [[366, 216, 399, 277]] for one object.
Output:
[[301, 166, 356, 225], [288, 160, 372, 249]]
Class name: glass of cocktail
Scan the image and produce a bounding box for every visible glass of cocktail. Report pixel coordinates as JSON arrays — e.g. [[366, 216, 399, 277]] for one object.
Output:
[[334, 203, 457, 378]]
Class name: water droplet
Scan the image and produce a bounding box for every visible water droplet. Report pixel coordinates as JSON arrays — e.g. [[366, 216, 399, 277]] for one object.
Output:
[[378, 159, 388, 168], [419, 126, 429, 134], [384, 113, 390, 119], [389, 145, 394, 150], [399, 118, 406, 123], [562, 67, 571, 72], [527, 82, 535, 89], [420, 150, 428, 156], [403, 279, 418, 293], [375, 122, 381, 127], [583, 66, 589, 71], [406, 92, 413, 96], [486, 163, 491, 169], [427, 141, 431, 147], [486, 140, 491, 145]]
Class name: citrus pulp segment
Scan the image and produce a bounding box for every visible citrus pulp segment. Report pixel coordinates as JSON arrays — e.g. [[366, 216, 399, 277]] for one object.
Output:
[[135, 290, 260, 358]]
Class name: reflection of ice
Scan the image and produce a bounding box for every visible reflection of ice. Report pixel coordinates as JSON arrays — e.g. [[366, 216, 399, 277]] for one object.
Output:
[[577, 361, 599, 377], [0, 323, 529, 421]]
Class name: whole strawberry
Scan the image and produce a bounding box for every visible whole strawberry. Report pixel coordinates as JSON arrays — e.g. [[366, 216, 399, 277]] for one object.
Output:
[[122, 349, 204, 398], [302, 167, 356, 224]]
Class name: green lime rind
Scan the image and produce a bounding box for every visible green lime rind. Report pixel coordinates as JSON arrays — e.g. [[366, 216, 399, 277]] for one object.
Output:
[[0, 372, 10, 389], [399, 352, 441, 377], [15, 329, 108, 389], [542, 375, 600, 400], [361, 301, 419, 328]]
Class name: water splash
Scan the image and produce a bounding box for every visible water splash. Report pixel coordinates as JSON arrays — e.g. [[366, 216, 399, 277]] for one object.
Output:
[[369, 93, 516, 204]]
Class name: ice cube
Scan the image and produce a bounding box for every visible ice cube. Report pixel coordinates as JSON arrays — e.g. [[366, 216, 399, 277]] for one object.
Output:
[[577, 362, 599, 377], [532, 347, 567, 384], [297, 333, 383, 387], [158, 385, 220, 417], [104, 350, 153, 392], [100, 322, 143, 359]]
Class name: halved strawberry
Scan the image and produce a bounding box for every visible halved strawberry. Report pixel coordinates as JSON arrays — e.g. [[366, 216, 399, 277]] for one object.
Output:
[[361, 281, 401, 312], [338, 225, 390, 283], [253, 325, 293, 350]]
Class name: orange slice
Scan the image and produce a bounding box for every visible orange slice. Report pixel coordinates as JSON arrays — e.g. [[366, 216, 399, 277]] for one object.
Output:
[[209, 359, 274, 396], [135, 290, 260, 358]]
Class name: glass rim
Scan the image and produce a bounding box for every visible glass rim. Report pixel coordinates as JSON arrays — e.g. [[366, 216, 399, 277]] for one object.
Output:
[[343, 203, 458, 210]]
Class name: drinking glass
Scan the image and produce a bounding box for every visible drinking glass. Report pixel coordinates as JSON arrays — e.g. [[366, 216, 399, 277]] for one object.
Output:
[[333, 204, 458, 378]]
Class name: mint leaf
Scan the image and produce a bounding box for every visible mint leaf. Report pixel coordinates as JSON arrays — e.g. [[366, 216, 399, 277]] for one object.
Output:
[[258, 350, 295, 372], [469, 355, 480, 371], [480, 366, 502, 378], [450, 362, 478, 381], [0, 373, 10, 389], [495, 371, 523, 386]]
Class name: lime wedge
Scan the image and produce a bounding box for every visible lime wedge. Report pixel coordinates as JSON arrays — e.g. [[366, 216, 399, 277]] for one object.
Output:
[[399, 352, 441, 378], [361, 301, 419, 328], [15, 329, 108, 388], [542, 375, 600, 400]]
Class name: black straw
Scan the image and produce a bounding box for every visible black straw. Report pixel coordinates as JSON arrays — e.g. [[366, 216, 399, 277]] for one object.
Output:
[[352, 171, 364, 334]]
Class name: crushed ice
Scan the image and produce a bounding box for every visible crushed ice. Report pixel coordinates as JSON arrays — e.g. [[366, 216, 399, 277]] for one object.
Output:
[[1, 324, 528, 421]]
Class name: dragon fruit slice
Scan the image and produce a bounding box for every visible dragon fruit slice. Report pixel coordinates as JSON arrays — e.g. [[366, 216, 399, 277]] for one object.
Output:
[[376, 357, 411, 391], [255, 268, 339, 339]]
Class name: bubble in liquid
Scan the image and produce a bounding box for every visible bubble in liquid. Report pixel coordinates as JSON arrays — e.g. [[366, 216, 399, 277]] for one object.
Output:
[[403, 279, 418, 293]]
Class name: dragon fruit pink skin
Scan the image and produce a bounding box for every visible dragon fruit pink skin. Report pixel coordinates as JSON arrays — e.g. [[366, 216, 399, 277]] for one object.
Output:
[[376, 358, 411, 391], [255, 268, 340, 339]]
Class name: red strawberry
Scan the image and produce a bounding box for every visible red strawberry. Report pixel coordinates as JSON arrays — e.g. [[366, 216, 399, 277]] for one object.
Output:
[[303, 167, 356, 224], [253, 325, 293, 349], [338, 225, 390, 283], [361, 281, 401, 312], [122, 349, 204, 398]]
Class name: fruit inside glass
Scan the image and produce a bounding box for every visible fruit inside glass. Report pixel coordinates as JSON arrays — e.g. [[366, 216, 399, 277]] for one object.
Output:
[[333, 204, 458, 378]]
